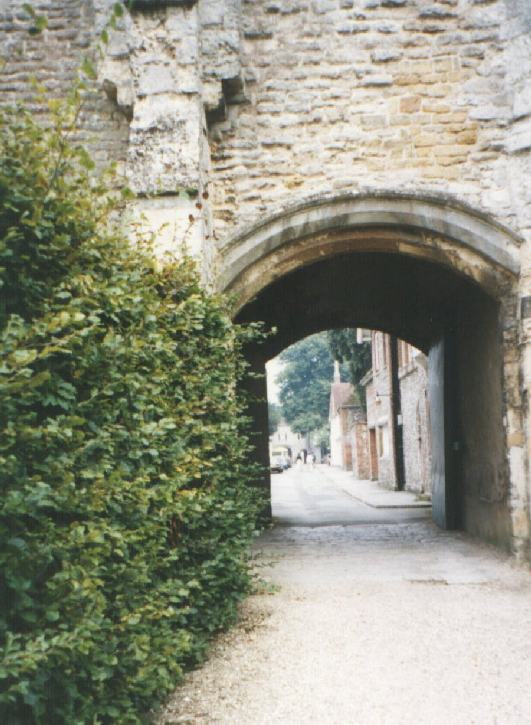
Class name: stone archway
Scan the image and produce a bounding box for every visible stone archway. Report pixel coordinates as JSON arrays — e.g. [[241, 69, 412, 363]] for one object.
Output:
[[220, 192, 520, 305], [219, 192, 527, 553]]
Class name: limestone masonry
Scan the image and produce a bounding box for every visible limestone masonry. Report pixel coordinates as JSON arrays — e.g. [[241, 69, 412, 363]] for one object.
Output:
[[1, 0, 531, 559]]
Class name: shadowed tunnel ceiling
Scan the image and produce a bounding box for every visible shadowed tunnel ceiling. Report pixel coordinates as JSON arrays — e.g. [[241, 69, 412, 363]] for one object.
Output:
[[236, 252, 498, 359]]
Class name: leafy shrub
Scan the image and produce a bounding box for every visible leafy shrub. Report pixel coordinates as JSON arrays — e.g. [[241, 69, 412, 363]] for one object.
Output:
[[0, 99, 264, 722]]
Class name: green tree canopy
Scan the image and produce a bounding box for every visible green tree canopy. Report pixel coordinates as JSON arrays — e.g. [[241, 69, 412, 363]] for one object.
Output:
[[276, 330, 372, 437], [277, 333, 336, 435], [327, 328, 372, 405]]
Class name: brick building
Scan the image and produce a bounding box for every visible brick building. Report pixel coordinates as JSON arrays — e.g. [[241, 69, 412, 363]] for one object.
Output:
[[329, 361, 367, 472], [328, 359, 369, 480]]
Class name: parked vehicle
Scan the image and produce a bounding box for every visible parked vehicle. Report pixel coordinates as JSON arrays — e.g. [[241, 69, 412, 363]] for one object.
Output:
[[271, 446, 291, 469], [270, 453, 286, 473]]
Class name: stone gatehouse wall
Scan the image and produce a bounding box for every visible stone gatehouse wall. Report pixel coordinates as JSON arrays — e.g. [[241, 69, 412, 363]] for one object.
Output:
[[1, 0, 530, 556], [3, 1, 530, 264], [211, 0, 531, 243]]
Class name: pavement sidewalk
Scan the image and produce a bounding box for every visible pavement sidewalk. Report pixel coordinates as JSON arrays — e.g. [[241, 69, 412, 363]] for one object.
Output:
[[320, 465, 432, 509]]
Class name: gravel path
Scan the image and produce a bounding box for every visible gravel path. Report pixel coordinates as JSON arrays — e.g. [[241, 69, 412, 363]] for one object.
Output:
[[157, 468, 531, 725]]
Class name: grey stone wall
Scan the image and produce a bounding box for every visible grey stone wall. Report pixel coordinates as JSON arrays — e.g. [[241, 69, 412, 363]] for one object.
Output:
[[3, 1, 531, 260], [3, 1, 531, 276]]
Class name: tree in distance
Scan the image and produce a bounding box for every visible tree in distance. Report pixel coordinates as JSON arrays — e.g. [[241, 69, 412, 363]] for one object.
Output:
[[276, 330, 372, 439]]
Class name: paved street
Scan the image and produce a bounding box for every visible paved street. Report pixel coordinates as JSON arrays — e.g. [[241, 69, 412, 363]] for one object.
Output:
[[159, 466, 531, 725], [271, 464, 431, 526]]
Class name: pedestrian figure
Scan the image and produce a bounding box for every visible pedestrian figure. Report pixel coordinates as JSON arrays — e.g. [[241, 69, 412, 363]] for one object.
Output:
[[307, 452, 315, 468], [296, 453, 302, 468]]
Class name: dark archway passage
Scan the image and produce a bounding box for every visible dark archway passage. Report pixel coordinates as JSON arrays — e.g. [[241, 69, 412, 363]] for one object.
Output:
[[237, 252, 512, 548]]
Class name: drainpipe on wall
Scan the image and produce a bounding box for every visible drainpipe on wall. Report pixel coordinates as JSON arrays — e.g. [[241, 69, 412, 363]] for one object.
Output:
[[389, 335, 406, 491]]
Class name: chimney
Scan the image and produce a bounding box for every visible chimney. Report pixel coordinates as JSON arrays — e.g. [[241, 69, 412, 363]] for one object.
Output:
[[334, 360, 341, 383]]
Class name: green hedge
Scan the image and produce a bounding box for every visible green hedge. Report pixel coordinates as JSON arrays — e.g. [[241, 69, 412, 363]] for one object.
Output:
[[0, 101, 264, 722]]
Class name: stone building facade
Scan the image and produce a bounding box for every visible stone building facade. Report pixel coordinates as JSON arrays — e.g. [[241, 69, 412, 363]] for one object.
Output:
[[398, 340, 432, 494], [362, 332, 432, 493], [269, 420, 306, 463], [364, 331, 395, 488], [350, 408, 370, 480], [1, 0, 531, 558], [328, 332, 429, 489], [329, 381, 369, 476]]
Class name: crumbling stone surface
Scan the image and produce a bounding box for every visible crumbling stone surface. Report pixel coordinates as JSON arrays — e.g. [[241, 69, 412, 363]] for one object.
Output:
[[209, 0, 531, 246]]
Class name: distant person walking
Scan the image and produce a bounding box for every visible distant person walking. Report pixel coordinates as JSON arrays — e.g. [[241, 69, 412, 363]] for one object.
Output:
[[307, 452, 315, 468]]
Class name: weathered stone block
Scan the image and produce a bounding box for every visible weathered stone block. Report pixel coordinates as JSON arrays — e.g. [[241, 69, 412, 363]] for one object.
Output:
[[128, 94, 202, 194], [136, 62, 179, 96], [400, 95, 421, 113], [312, 0, 337, 13], [198, 0, 225, 27], [372, 49, 402, 63], [361, 75, 393, 87], [513, 85, 531, 121], [505, 118, 531, 154], [125, 0, 197, 8], [419, 6, 457, 19]]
